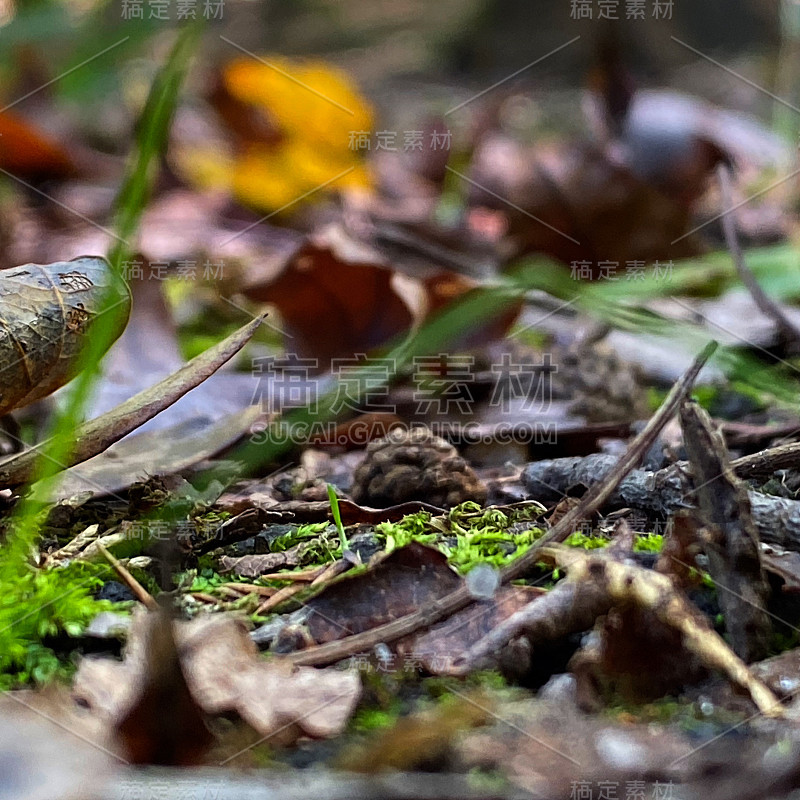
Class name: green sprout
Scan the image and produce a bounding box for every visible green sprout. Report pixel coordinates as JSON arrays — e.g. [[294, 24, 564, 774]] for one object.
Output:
[[327, 483, 349, 554]]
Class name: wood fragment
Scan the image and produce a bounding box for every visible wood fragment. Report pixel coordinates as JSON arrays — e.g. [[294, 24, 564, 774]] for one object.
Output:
[[220, 582, 276, 597], [311, 559, 350, 586], [191, 593, 219, 605], [256, 583, 307, 615], [732, 441, 800, 479], [258, 566, 328, 582], [523, 452, 800, 551], [680, 400, 771, 662]]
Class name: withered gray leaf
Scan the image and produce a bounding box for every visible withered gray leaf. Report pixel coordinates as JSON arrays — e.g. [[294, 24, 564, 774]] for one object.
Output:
[[0, 256, 130, 415]]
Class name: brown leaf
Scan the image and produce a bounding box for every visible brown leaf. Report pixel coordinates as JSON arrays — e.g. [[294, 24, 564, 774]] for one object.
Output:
[[0, 111, 74, 180], [0, 690, 117, 799], [0, 256, 130, 417], [399, 585, 545, 675], [114, 607, 213, 765], [72, 610, 361, 752], [466, 135, 705, 266], [43, 406, 259, 501], [219, 543, 308, 578], [240, 235, 416, 368], [297, 543, 462, 646]]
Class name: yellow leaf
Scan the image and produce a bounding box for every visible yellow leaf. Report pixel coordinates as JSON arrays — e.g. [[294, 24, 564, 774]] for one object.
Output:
[[233, 139, 371, 213], [224, 57, 373, 150], [211, 56, 374, 212]]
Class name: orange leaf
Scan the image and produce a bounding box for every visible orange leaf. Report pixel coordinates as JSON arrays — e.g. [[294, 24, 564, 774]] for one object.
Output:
[[0, 111, 74, 180]]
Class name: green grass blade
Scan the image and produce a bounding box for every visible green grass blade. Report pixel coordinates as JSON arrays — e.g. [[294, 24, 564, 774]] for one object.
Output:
[[2, 22, 203, 575]]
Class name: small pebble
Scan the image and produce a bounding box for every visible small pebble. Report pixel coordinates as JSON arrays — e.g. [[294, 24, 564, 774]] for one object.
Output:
[[466, 563, 500, 599]]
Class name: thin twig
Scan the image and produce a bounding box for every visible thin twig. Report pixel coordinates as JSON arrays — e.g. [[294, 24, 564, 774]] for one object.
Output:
[[96, 541, 158, 610], [502, 339, 718, 580], [258, 566, 328, 582], [221, 582, 276, 597], [256, 583, 307, 615], [718, 163, 800, 346], [283, 341, 717, 667]]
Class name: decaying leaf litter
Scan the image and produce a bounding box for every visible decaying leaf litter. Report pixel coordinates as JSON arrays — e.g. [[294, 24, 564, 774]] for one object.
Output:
[[7, 9, 800, 800]]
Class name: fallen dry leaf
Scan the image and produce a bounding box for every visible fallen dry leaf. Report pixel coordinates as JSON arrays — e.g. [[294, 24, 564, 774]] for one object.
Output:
[[44, 406, 260, 501], [467, 135, 705, 266], [114, 606, 213, 765], [0, 256, 130, 417], [72, 610, 361, 748], [219, 543, 309, 579], [0, 690, 115, 800], [239, 234, 417, 368], [180, 56, 372, 213], [292, 543, 462, 646], [399, 585, 546, 675]]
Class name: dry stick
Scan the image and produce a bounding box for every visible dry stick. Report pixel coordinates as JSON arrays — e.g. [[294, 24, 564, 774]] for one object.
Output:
[[718, 163, 800, 346], [96, 541, 158, 611], [732, 441, 800, 479], [284, 340, 718, 667]]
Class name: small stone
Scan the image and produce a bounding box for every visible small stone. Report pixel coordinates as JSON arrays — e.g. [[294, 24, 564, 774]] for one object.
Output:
[[466, 563, 500, 599], [84, 611, 132, 639]]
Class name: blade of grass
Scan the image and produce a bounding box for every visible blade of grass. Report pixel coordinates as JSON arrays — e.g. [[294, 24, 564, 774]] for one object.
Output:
[[2, 22, 203, 575], [327, 484, 349, 553]]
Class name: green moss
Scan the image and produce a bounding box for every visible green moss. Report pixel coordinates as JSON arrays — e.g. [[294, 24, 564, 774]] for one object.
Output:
[[467, 768, 514, 794], [0, 559, 128, 688], [562, 531, 664, 553], [375, 501, 548, 573], [423, 670, 511, 698], [769, 628, 800, 656], [564, 532, 609, 550], [606, 696, 747, 731], [350, 705, 403, 733], [633, 533, 663, 553], [271, 522, 330, 552]]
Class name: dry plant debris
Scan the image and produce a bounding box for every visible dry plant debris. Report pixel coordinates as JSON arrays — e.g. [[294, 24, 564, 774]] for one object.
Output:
[[73, 608, 361, 759]]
